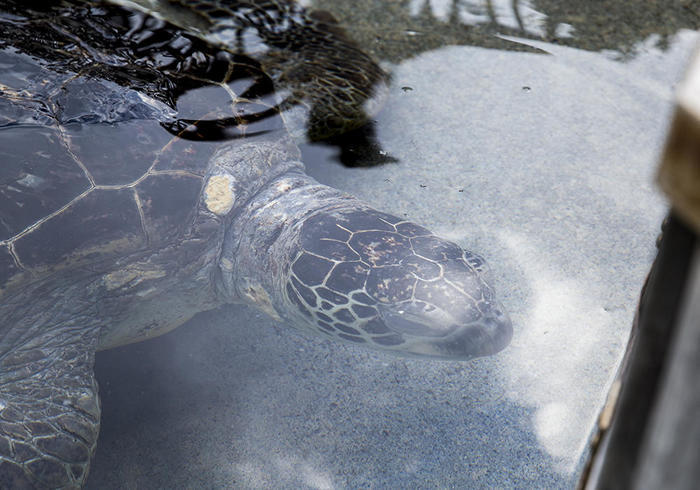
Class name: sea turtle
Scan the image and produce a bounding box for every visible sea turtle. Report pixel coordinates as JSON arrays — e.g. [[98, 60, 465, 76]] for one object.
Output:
[[0, 0, 512, 487]]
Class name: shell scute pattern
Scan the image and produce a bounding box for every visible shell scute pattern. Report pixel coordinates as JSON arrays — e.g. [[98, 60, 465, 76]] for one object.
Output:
[[0, 34, 270, 290], [136, 173, 204, 246], [14, 188, 145, 270], [153, 137, 217, 176], [0, 125, 90, 242], [65, 120, 173, 185]]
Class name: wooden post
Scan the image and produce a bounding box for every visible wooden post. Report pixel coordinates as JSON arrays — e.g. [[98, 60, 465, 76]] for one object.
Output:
[[581, 41, 700, 490]]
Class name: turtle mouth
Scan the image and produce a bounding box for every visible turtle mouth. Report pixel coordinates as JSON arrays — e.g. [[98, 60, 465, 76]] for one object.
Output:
[[376, 301, 513, 360], [434, 309, 513, 359], [376, 301, 457, 338]]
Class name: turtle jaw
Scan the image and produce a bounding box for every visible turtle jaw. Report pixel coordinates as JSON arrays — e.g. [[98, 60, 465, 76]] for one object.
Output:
[[282, 283, 513, 361], [379, 303, 513, 361]]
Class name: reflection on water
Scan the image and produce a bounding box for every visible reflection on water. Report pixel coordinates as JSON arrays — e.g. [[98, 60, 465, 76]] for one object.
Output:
[[409, 0, 549, 37], [317, 0, 699, 62]]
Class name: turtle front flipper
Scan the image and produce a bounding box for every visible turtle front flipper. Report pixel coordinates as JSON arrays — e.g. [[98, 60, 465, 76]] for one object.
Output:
[[0, 324, 100, 488]]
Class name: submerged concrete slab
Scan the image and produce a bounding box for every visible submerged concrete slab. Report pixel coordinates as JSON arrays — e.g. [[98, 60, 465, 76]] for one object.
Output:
[[87, 23, 699, 490]]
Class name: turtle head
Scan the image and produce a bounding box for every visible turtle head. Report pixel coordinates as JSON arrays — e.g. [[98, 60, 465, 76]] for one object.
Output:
[[281, 209, 512, 361], [212, 139, 511, 360]]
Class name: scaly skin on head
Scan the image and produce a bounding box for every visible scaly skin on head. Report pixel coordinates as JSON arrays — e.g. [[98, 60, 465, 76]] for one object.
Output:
[[214, 137, 512, 360]]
